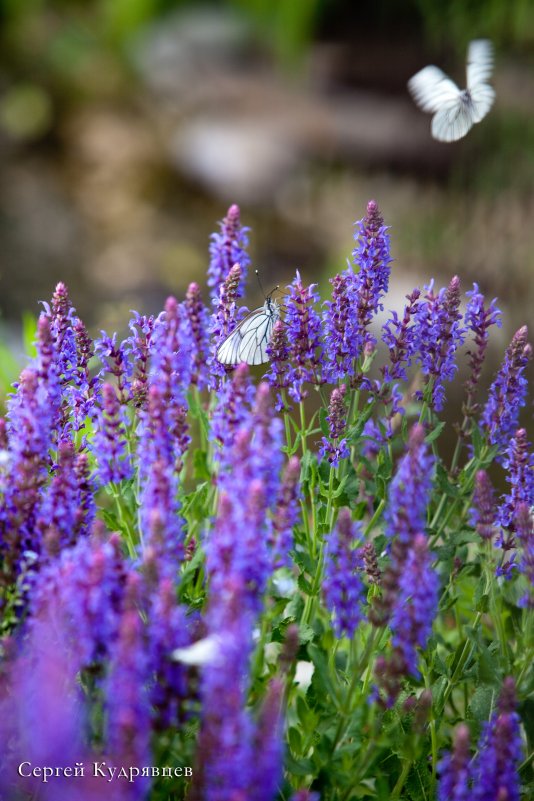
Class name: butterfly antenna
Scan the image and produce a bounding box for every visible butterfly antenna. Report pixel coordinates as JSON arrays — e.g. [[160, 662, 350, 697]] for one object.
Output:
[[255, 269, 267, 299]]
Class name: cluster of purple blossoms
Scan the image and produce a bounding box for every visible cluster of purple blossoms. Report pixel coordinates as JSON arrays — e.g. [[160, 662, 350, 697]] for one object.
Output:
[[319, 384, 350, 467], [463, 284, 501, 415], [41, 281, 78, 385], [514, 503, 534, 608], [439, 678, 523, 801], [95, 331, 133, 404], [126, 311, 157, 409], [284, 270, 324, 402], [351, 199, 392, 350], [270, 456, 300, 567], [183, 281, 211, 389], [371, 426, 437, 702], [469, 470, 497, 541], [210, 362, 255, 451], [437, 724, 471, 801], [207, 380, 286, 613], [482, 325, 532, 456], [384, 423, 434, 547], [93, 383, 133, 485], [207, 203, 250, 302], [389, 533, 438, 676], [200, 578, 285, 801], [209, 263, 248, 385], [105, 574, 152, 800], [137, 384, 184, 576], [414, 276, 466, 411], [30, 530, 127, 672], [322, 200, 391, 383], [323, 508, 365, 638], [498, 428, 534, 529], [265, 319, 291, 410], [381, 288, 421, 382], [322, 272, 357, 382], [0, 605, 97, 801]]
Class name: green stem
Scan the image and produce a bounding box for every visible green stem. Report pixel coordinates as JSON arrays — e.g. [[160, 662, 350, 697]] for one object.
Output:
[[110, 484, 137, 559], [391, 759, 412, 800]]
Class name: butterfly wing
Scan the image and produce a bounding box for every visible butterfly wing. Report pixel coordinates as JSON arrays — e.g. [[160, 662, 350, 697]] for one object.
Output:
[[408, 66, 461, 113], [216, 300, 279, 366], [467, 39, 494, 90], [431, 100, 475, 142], [466, 39, 495, 124]]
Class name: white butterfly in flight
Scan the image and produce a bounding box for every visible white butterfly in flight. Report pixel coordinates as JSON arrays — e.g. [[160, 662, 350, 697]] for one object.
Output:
[[408, 39, 495, 142], [216, 275, 281, 366]]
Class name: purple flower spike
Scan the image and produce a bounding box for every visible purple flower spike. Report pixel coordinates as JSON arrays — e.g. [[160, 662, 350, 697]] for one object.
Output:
[[482, 326, 532, 457], [184, 282, 210, 388], [210, 263, 248, 383], [265, 319, 291, 410], [149, 296, 192, 464], [71, 317, 97, 427], [148, 578, 191, 730], [208, 203, 250, 302], [271, 456, 301, 567], [151, 295, 193, 408], [514, 503, 534, 608], [0, 605, 94, 801], [285, 270, 324, 402], [252, 679, 285, 801], [470, 470, 497, 541], [200, 576, 255, 800], [323, 272, 357, 382], [323, 508, 365, 639], [93, 383, 133, 485], [352, 199, 392, 349], [319, 384, 350, 468], [94, 331, 132, 404], [385, 423, 434, 546], [390, 533, 439, 677], [464, 284, 501, 414], [31, 529, 127, 672], [37, 439, 83, 555], [381, 288, 421, 382], [437, 724, 471, 801], [496, 429, 534, 576], [498, 429, 534, 529], [44, 281, 78, 384], [472, 677, 523, 801], [105, 574, 151, 799], [138, 384, 183, 576], [415, 276, 466, 411], [370, 425, 434, 631], [211, 362, 255, 451], [127, 311, 156, 409], [2, 365, 57, 568]]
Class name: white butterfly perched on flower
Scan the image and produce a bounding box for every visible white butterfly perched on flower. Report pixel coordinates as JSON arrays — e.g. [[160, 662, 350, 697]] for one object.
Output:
[[408, 39, 495, 142], [216, 273, 281, 366]]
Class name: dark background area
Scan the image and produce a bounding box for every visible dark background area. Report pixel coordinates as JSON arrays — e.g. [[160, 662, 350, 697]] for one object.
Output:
[[0, 0, 533, 400]]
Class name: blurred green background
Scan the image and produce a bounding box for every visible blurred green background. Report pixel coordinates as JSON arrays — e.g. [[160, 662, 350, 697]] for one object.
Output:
[[0, 0, 533, 393]]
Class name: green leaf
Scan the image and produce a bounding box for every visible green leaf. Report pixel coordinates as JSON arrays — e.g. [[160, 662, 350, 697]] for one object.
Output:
[[468, 684, 496, 723], [307, 643, 338, 703], [319, 407, 330, 437], [425, 421, 446, 444], [192, 450, 211, 481], [22, 312, 37, 358]]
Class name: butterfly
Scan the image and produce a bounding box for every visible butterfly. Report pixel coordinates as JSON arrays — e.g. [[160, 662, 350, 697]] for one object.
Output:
[[216, 289, 281, 367], [408, 39, 495, 142]]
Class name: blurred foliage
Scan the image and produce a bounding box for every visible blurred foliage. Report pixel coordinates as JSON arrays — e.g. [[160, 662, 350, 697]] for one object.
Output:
[[0, 313, 36, 404], [414, 0, 534, 52]]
